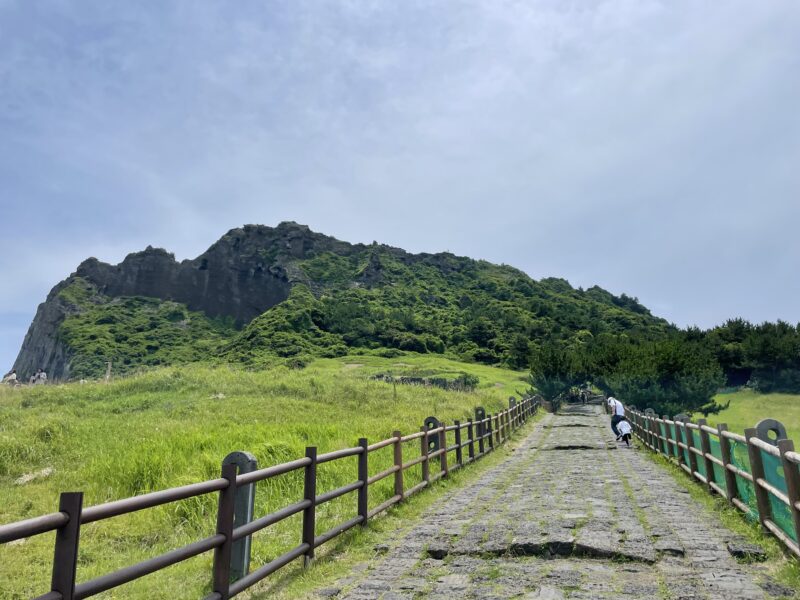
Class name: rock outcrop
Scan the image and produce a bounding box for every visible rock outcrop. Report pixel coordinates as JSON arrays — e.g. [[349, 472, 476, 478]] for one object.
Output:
[[13, 221, 668, 381], [13, 222, 351, 380]]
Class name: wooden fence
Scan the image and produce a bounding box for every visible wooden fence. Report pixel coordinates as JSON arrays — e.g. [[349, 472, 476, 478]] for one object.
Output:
[[0, 397, 539, 599], [628, 408, 800, 558]]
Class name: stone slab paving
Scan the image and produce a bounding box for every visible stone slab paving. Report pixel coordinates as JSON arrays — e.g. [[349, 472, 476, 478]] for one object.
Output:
[[311, 405, 797, 600]]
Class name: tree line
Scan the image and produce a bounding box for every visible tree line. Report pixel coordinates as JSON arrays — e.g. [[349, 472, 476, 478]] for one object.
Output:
[[528, 318, 800, 416]]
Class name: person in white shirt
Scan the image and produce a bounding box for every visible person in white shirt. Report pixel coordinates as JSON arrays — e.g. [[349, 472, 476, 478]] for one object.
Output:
[[607, 396, 625, 438]]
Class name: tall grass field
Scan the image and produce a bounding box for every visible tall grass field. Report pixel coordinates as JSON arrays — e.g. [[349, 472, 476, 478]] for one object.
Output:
[[0, 354, 527, 599], [700, 390, 800, 442]]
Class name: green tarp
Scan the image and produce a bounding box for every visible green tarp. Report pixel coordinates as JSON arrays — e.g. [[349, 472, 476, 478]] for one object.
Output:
[[692, 429, 707, 478], [708, 435, 727, 494], [761, 449, 796, 542], [730, 439, 759, 522]]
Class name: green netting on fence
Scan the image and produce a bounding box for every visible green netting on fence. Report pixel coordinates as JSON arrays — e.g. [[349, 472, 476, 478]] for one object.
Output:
[[659, 422, 668, 456], [692, 429, 707, 478], [669, 424, 679, 458], [761, 449, 796, 542], [679, 426, 691, 467], [708, 435, 727, 493], [730, 439, 759, 522]]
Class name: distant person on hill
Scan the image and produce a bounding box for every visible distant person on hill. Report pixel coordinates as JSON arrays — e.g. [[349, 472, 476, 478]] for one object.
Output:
[[617, 416, 633, 447], [607, 396, 625, 439], [2, 369, 17, 385]]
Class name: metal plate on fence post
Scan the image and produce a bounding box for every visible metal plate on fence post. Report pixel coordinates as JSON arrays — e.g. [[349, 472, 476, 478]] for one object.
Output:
[[222, 451, 258, 581], [475, 407, 485, 438], [756, 419, 787, 446], [424, 416, 441, 453]]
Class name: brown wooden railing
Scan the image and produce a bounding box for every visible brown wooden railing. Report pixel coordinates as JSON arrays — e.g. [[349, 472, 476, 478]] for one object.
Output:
[[0, 397, 539, 599], [628, 407, 800, 559]]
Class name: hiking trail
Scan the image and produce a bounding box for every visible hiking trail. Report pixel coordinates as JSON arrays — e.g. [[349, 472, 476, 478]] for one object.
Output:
[[308, 405, 794, 599]]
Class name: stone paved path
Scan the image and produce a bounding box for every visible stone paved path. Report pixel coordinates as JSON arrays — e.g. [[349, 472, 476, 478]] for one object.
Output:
[[312, 405, 797, 600]]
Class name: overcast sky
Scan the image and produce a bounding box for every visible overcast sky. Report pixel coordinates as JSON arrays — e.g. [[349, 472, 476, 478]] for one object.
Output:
[[1, 0, 799, 370]]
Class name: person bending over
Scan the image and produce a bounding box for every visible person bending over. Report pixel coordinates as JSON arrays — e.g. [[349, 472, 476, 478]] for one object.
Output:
[[607, 396, 625, 439]]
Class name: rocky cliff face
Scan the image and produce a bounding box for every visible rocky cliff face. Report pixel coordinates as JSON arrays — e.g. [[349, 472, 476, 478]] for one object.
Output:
[[14, 221, 669, 381], [13, 222, 350, 380]]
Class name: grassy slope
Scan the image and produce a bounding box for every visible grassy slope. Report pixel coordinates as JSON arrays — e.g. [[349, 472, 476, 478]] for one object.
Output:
[[0, 354, 527, 599], [699, 390, 800, 441]]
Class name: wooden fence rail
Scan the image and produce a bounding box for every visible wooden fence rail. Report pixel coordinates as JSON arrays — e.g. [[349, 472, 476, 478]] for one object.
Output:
[[628, 407, 800, 559], [0, 397, 540, 599]]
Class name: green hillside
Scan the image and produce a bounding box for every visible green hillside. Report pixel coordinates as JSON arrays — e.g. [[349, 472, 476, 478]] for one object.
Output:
[[58, 277, 237, 379], [46, 228, 670, 380], [698, 389, 800, 441], [0, 355, 527, 599]]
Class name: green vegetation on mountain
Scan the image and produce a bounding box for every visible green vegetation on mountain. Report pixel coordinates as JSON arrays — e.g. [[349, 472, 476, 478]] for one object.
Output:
[[41, 228, 670, 380], [18, 224, 800, 415], [57, 278, 237, 379], [228, 244, 672, 370]]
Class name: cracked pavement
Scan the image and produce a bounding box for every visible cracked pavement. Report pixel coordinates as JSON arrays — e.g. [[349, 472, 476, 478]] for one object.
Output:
[[309, 405, 796, 599]]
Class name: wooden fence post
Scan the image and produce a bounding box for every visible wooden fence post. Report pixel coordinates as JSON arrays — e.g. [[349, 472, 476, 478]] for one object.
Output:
[[50, 492, 83, 600], [212, 463, 238, 599], [697, 419, 716, 492], [454, 421, 463, 467], [467, 420, 475, 461], [745, 427, 772, 529], [494, 414, 500, 445], [717, 424, 738, 505], [221, 451, 257, 581], [302, 447, 317, 566], [420, 427, 430, 484], [438, 426, 448, 476], [358, 438, 369, 527], [487, 414, 494, 451], [393, 430, 404, 500], [778, 439, 800, 546], [478, 418, 486, 455]]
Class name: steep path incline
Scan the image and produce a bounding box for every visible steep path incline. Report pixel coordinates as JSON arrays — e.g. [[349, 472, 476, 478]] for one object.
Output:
[[311, 406, 788, 599]]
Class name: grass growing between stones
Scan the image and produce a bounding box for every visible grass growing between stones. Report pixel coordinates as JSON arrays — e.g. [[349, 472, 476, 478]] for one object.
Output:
[[0, 354, 528, 599], [643, 450, 800, 595]]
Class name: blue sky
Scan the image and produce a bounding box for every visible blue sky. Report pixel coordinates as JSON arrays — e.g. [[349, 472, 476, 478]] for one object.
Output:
[[1, 0, 800, 371]]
